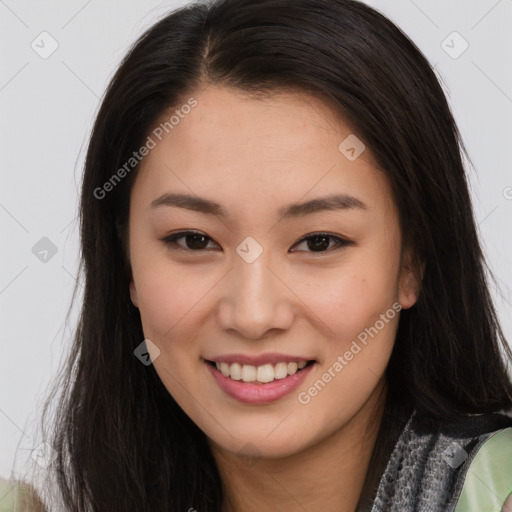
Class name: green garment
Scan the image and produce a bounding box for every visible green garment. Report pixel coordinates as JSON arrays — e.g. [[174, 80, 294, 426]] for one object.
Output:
[[0, 428, 510, 511], [454, 427, 512, 512], [0, 478, 44, 512]]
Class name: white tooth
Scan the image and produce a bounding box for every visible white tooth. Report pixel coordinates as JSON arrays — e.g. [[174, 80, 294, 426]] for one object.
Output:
[[274, 362, 288, 379], [287, 362, 298, 375], [257, 364, 275, 383], [230, 362, 242, 380], [241, 364, 257, 382], [220, 361, 306, 382], [220, 362, 230, 377]]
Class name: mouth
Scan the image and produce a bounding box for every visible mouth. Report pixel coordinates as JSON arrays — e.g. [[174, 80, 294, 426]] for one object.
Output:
[[205, 357, 317, 404], [205, 359, 317, 385]]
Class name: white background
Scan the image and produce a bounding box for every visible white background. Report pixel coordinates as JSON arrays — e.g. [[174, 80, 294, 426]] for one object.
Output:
[[0, 0, 511, 484]]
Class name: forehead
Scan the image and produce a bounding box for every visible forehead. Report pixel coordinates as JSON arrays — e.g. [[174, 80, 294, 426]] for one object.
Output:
[[132, 85, 395, 219], [154, 85, 368, 160]]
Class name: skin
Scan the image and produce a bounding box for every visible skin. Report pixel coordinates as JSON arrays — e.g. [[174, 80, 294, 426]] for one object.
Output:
[[128, 84, 422, 512]]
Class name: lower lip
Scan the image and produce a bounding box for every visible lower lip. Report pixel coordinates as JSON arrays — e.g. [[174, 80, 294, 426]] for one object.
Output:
[[205, 361, 315, 404]]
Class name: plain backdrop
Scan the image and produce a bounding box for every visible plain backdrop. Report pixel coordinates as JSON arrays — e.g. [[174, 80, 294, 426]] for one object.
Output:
[[0, 0, 511, 482]]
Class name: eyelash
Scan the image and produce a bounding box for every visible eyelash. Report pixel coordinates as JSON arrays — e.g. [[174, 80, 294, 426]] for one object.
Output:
[[160, 230, 352, 254]]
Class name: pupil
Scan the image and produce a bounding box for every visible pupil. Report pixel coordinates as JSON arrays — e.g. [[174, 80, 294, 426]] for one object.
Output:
[[187, 234, 208, 250], [307, 235, 329, 252]]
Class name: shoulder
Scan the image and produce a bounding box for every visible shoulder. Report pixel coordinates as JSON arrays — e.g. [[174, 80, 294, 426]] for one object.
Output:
[[370, 410, 512, 512], [453, 426, 512, 512], [0, 476, 46, 512]]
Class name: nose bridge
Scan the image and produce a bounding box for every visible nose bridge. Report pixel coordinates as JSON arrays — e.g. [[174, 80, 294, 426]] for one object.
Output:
[[219, 244, 293, 338], [236, 249, 274, 304]]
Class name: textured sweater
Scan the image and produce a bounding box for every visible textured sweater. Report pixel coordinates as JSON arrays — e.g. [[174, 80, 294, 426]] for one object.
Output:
[[356, 408, 512, 511], [2, 410, 510, 511]]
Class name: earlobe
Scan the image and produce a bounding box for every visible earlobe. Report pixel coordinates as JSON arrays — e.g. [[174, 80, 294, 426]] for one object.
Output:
[[129, 280, 139, 308], [398, 280, 418, 310], [398, 260, 425, 310]]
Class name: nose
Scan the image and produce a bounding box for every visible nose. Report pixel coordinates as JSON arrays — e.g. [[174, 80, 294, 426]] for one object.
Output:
[[216, 251, 295, 339]]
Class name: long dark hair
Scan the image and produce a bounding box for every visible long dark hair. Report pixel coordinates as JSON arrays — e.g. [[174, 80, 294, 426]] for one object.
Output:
[[38, 0, 512, 510]]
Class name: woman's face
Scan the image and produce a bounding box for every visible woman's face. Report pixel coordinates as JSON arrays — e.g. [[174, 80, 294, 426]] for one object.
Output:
[[128, 85, 420, 459]]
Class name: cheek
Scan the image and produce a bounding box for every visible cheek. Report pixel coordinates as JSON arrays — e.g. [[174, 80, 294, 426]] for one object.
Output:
[[301, 269, 399, 420], [292, 257, 399, 339], [132, 255, 210, 339]]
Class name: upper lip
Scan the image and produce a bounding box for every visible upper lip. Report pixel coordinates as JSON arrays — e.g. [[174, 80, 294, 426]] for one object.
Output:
[[204, 353, 316, 366]]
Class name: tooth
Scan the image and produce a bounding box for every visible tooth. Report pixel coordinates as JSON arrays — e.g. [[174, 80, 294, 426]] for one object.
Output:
[[214, 360, 309, 382], [230, 362, 242, 380], [257, 364, 275, 383], [241, 364, 257, 382], [274, 362, 288, 379], [220, 362, 230, 377], [287, 362, 298, 375]]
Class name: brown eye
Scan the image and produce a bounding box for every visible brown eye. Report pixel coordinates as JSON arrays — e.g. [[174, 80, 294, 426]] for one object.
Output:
[[161, 230, 351, 254], [290, 233, 351, 253], [161, 231, 218, 251]]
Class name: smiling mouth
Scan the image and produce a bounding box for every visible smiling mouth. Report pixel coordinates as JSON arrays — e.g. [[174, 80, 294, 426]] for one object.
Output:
[[205, 359, 316, 384]]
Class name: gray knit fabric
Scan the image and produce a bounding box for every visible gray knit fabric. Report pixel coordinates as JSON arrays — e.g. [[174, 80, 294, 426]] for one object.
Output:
[[367, 410, 512, 512]]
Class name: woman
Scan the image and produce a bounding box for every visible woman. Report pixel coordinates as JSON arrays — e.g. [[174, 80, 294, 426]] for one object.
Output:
[[32, 0, 512, 510]]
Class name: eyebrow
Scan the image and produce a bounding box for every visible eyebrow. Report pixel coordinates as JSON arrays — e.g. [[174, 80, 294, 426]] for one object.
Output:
[[150, 192, 367, 219]]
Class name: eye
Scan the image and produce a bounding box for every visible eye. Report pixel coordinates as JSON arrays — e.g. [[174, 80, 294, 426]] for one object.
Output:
[[290, 232, 352, 253], [161, 230, 219, 251], [161, 230, 351, 254]]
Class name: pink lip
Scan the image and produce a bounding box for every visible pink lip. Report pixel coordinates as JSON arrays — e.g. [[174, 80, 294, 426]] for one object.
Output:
[[205, 352, 314, 366], [205, 360, 316, 404]]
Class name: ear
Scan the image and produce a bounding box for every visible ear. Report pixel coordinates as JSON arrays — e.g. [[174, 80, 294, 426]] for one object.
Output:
[[129, 280, 139, 308], [398, 250, 425, 310]]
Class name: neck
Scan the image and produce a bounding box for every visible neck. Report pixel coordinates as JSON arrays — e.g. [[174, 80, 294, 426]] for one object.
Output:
[[211, 378, 387, 512]]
